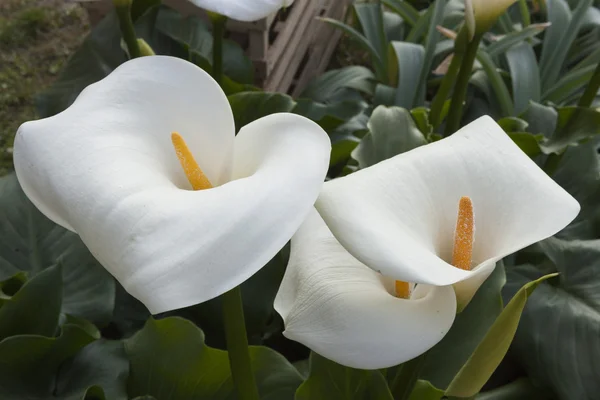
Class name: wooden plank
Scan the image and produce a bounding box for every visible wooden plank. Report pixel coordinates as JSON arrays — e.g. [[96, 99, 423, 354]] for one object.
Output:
[[266, 0, 313, 69], [292, 0, 348, 96]]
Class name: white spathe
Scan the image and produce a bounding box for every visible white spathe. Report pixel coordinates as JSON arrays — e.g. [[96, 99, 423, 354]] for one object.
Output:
[[14, 56, 331, 314], [189, 0, 294, 21], [465, 0, 519, 39], [274, 210, 457, 370], [316, 116, 579, 309]]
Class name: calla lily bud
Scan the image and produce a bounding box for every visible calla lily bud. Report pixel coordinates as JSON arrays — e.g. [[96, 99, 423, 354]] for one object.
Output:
[[137, 39, 155, 56], [465, 0, 519, 40], [189, 0, 294, 22]]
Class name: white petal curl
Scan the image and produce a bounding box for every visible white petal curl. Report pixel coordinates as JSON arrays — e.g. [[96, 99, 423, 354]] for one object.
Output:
[[316, 116, 579, 308], [274, 210, 457, 370], [188, 0, 294, 21], [14, 56, 331, 313]]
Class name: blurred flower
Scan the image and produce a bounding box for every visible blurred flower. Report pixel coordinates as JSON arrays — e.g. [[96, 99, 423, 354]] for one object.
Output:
[[465, 0, 518, 39], [274, 209, 457, 369], [14, 55, 330, 314], [189, 0, 294, 22], [316, 116, 579, 310]]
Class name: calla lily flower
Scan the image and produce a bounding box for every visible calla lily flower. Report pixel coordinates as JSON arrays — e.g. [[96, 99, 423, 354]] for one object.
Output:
[[315, 116, 579, 310], [189, 0, 294, 22], [14, 56, 330, 314], [274, 209, 457, 369], [464, 0, 518, 39]]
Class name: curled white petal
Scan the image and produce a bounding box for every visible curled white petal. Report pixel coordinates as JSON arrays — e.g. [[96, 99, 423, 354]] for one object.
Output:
[[275, 210, 457, 370], [316, 115, 579, 308], [14, 56, 330, 313], [189, 0, 294, 21]]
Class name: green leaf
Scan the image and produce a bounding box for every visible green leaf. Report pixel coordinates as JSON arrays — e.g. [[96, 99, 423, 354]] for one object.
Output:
[[487, 23, 550, 58], [0, 323, 99, 399], [330, 134, 361, 167], [125, 317, 303, 399], [381, 0, 420, 27], [35, 12, 125, 117], [541, 106, 600, 153], [354, 3, 388, 69], [388, 42, 425, 108], [445, 273, 556, 397], [0, 174, 115, 326], [506, 43, 540, 115], [422, 263, 506, 389], [54, 340, 129, 400], [476, 378, 553, 400], [505, 238, 600, 399], [476, 50, 515, 116], [541, 0, 594, 92], [542, 63, 598, 104], [508, 132, 544, 157], [300, 66, 375, 102], [497, 117, 529, 132], [352, 106, 426, 168], [521, 102, 557, 138], [293, 98, 366, 132], [295, 352, 393, 400], [228, 92, 296, 131], [540, 0, 571, 75], [0, 265, 62, 340], [320, 17, 386, 80], [408, 380, 444, 400]]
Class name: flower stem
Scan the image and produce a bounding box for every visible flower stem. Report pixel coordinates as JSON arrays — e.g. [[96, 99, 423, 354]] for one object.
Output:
[[113, 0, 140, 59], [390, 352, 429, 400], [208, 12, 227, 86], [222, 286, 260, 400], [445, 31, 482, 136], [429, 51, 463, 129], [578, 61, 600, 108], [518, 0, 531, 27]]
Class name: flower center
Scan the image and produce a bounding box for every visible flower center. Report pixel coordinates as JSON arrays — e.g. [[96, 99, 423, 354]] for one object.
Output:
[[171, 132, 213, 190], [394, 196, 475, 299]]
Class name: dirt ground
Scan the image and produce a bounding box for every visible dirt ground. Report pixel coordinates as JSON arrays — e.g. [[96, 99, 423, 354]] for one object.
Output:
[[0, 0, 90, 174]]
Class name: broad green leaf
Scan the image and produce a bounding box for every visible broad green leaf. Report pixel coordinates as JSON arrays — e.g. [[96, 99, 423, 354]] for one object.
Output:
[[508, 132, 544, 157], [541, 0, 594, 92], [0, 323, 98, 399], [422, 263, 506, 389], [373, 83, 397, 107], [540, 0, 571, 70], [487, 23, 549, 58], [445, 273, 556, 397], [320, 17, 386, 80], [542, 64, 598, 104], [388, 42, 425, 108], [504, 238, 600, 399], [35, 11, 125, 117], [352, 106, 426, 168], [408, 381, 444, 400], [497, 117, 529, 132], [384, 11, 405, 42], [300, 66, 375, 102], [295, 352, 393, 400], [228, 92, 296, 131], [407, 3, 433, 43], [54, 340, 129, 400], [382, 0, 420, 27], [293, 98, 366, 132], [330, 134, 361, 168], [125, 317, 303, 399], [521, 101, 557, 138], [476, 378, 553, 400], [506, 43, 540, 115], [0, 265, 62, 340], [354, 3, 388, 69], [541, 106, 600, 153], [413, 0, 446, 106], [0, 174, 115, 326]]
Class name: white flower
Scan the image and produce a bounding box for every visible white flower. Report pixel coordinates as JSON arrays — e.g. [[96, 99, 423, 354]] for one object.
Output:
[[189, 0, 294, 21], [465, 0, 519, 39], [14, 55, 330, 314], [315, 116, 579, 310], [274, 209, 457, 369]]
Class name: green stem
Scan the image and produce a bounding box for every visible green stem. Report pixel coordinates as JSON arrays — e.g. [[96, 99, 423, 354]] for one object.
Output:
[[518, 0, 531, 27], [445, 32, 482, 136], [578, 61, 600, 108], [209, 12, 227, 86], [390, 352, 429, 400], [113, 0, 140, 59], [429, 49, 464, 129], [222, 286, 260, 400]]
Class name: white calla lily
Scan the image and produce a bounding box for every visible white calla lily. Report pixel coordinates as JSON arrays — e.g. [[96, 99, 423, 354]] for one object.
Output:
[[14, 56, 330, 314], [274, 210, 457, 370], [316, 116, 579, 309], [189, 0, 293, 21], [464, 0, 519, 39]]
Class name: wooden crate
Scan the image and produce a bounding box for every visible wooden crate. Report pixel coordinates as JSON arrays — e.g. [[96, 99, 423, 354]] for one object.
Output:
[[77, 0, 350, 95]]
